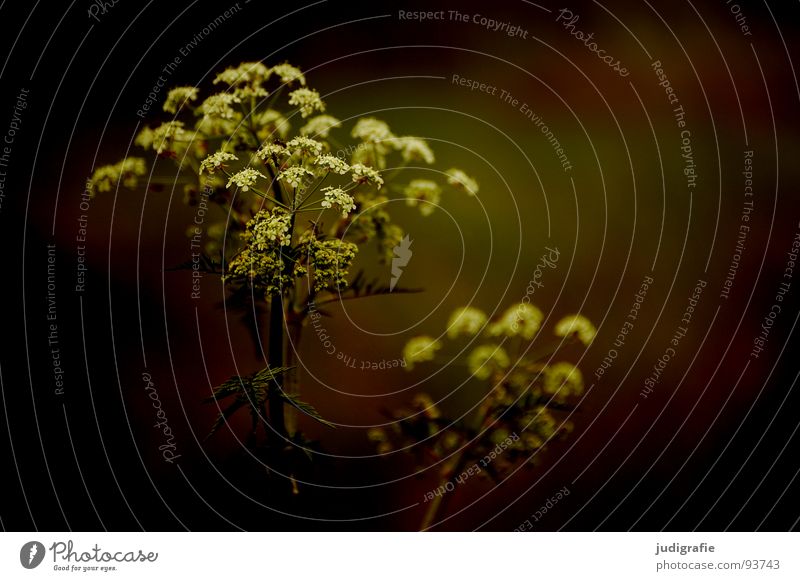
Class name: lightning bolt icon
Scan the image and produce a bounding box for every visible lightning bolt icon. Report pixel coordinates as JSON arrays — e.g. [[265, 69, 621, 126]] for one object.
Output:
[[390, 235, 413, 291]]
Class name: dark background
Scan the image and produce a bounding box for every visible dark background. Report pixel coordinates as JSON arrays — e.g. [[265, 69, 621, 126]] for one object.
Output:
[[1, 0, 800, 531]]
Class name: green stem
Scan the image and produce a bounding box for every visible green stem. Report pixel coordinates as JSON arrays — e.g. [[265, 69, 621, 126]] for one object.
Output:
[[420, 396, 495, 530]]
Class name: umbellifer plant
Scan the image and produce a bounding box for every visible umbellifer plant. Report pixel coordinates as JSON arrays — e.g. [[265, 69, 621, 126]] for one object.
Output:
[[91, 60, 595, 528], [372, 307, 596, 529], [90, 61, 478, 490]]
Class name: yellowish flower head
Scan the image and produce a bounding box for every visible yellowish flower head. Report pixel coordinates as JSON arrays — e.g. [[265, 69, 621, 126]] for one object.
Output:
[[89, 157, 146, 196], [402, 336, 442, 369], [350, 163, 384, 189], [446, 168, 479, 195], [272, 62, 306, 86], [392, 136, 435, 164], [554, 314, 596, 346], [542, 362, 584, 398], [163, 86, 199, 114], [447, 306, 487, 339], [467, 344, 510, 380], [199, 151, 238, 175], [404, 179, 441, 216], [288, 88, 325, 118], [321, 187, 356, 218], [488, 303, 544, 340], [351, 117, 394, 144], [300, 115, 341, 138], [226, 168, 265, 192]]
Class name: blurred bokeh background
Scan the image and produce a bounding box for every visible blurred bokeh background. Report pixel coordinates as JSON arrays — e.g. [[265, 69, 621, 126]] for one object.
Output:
[[2, 0, 800, 531]]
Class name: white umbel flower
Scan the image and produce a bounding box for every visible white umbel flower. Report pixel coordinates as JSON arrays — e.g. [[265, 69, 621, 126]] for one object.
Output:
[[315, 154, 350, 175], [288, 88, 325, 118], [151, 121, 186, 154], [200, 93, 242, 119], [300, 115, 341, 138], [393, 136, 435, 164], [286, 136, 324, 156], [226, 168, 265, 191], [214, 62, 271, 86], [402, 336, 442, 370], [446, 168, 479, 195], [350, 163, 384, 189], [278, 166, 315, 188], [351, 117, 394, 144], [404, 179, 441, 216], [543, 362, 584, 397], [554, 314, 596, 346], [255, 142, 287, 161], [272, 63, 306, 86], [447, 306, 487, 339], [163, 86, 198, 114], [321, 187, 356, 217], [467, 344, 510, 380], [488, 303, 544, 340], [200, 151, 238, 174], [249, 209, 292, 247]]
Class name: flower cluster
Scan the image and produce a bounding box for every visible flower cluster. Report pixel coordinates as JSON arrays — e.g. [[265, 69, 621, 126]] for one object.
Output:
[[149, 121, 188, 155], [200, 93, 242, 119], [226, 168, 265, 191], [278, 166, 314, 189], [402, 336, 442, 369], [300, 115, 341, 138], [404, 179, 441, 216], [554, 314, 596, 346], [300, 239, 359, 292], [446, 168, 479, 195], [272, 62, 306, 86], [314, 154, 350, 175], [321, 187, 356, 217], [488, 303, 544, 340], [392, 136, 435, 164], [163, 86, 199, 114], [89, 157, 147, 196], [199, 151, 238, 175], [288, 88, 325, 118], [377, 304, 595, 476], [225, 209, 293, 295], [350, 163, 384, 188]]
